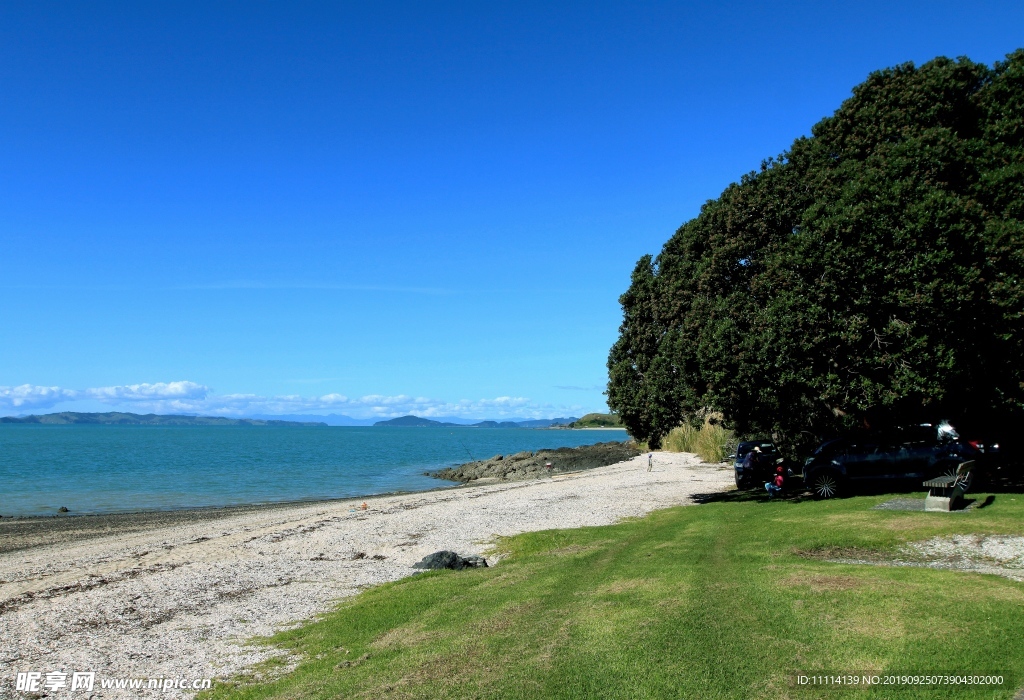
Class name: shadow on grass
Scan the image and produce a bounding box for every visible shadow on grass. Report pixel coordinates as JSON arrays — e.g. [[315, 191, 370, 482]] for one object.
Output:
[[701, 459, 1024, 507], [690, 488, 812, 504], [692, 483, 1019, 506], [691, 478, 926, 504], [981, 464, 1024, 494]]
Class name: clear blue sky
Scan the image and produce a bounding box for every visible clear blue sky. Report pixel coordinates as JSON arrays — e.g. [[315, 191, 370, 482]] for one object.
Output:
[[2, 1, 1022, 419]]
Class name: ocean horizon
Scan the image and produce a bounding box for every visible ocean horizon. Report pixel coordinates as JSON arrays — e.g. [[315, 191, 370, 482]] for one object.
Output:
[[0, 424, 629, 517]]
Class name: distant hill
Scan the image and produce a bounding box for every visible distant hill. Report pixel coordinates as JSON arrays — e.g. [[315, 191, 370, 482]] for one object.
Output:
[[567, 413, 623, 428], [373, 415, 579, 428], [245, 413, 377, 426], [373, 415, 462, 427], [514, 418, 578, 428], [0, 412, 327, 427]]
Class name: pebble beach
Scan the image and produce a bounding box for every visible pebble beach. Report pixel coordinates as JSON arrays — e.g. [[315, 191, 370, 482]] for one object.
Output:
[[0, 452, 732, 698]]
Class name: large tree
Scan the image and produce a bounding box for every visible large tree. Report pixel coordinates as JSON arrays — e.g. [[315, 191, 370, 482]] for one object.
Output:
[[608, 52, 1024, 450]]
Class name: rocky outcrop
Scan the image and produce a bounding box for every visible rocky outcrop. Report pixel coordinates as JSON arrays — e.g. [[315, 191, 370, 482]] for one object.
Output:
[[431, 441, 641, 483], [412, 551, 488, 570]]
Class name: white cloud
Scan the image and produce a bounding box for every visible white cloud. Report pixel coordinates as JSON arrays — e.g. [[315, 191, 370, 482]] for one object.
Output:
[[84, 381, 210, 402], [0, 382, 589, 419], [0, 381, 211, 411], [0, 384, 79, 410]]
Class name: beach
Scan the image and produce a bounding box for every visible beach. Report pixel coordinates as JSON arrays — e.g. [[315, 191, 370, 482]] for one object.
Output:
[[1, 452, 731, 697]]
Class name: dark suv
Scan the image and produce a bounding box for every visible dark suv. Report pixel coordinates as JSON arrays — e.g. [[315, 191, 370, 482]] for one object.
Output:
[[802, 424, 978, 498], [732, 439, 783, 489]]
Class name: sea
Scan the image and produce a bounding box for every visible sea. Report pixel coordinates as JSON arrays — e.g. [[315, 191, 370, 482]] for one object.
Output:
[[0, 425, 629, 517]]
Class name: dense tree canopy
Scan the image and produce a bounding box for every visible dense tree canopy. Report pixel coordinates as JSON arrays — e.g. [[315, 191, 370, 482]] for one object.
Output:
[[608, 52, 1024, 450]]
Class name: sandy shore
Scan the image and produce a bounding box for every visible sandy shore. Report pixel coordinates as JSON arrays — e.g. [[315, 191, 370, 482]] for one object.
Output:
[[0, 453, 731, 698]]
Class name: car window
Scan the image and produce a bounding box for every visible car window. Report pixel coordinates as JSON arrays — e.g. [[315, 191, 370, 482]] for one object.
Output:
[[812, 440, 840, 456], [846, 442, 881, 457], [737, 441, 776, 459], [898, 425, 934, 446]]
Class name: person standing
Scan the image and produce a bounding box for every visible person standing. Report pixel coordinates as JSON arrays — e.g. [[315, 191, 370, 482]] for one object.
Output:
[[647, 452, 653, 472], [743, 445, 762, 479]]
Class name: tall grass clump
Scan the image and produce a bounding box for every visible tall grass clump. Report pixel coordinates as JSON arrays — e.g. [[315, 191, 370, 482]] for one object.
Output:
[[693, 420, 732, 463], [662, 411, 734, 463], [662, 423, 698, 453]]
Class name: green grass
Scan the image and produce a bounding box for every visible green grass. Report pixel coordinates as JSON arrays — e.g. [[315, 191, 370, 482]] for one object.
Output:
[[204, 493, 1024, 699]]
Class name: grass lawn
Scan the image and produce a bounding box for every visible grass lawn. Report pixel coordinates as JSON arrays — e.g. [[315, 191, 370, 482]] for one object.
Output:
[[204, 491, 1024, 699]]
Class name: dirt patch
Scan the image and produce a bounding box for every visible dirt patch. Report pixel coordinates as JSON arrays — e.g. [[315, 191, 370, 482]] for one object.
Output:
[[594, 578, 658, 595], [821, 512, 936, 532], [542, 543, 607, 557], [783, 572, 864, 592], [475, 601, 538, 634], [793, 546, 874, 561], [372, 623, 437, 651]]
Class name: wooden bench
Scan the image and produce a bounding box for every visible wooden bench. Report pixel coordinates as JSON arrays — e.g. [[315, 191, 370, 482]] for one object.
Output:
[[923, 460, 975, 512]]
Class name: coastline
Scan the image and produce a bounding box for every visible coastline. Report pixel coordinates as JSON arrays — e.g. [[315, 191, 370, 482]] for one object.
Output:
[[0, 486, 464, 555], [0, 438, 635, 528], [559, 426, 625, 430], [0, 453, 731, 698], [1, 424, 630, 519]]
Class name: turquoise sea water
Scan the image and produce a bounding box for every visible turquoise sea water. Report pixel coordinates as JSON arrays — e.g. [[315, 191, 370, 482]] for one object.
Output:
[[0, 425, 629, 517]]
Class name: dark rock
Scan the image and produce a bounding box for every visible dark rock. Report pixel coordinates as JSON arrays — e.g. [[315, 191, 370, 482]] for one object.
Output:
[[430, 441, 642, 483], [413, 550, 465, 570], [58, 507, 69, 513], [412, 550, 486, 571]]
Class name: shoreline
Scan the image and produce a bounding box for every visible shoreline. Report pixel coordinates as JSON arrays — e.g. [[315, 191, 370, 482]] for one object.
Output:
[[0, 453, 731, 698], [0, 438, 636, 526], [0, 486, 464, 552]]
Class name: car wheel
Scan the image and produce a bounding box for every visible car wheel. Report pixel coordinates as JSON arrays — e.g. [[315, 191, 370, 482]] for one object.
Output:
[[734, 472, 750, 490], [811, 470, 841, 499]]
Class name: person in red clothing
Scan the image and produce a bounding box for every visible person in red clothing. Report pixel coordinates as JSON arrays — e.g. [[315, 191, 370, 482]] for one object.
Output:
[[765, 465, 784, 499]]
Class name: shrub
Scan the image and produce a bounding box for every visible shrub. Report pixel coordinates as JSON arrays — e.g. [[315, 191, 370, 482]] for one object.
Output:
[[693, 421, 732, 463], [662, 423, 698, 453], [662, 415, 734, 463]]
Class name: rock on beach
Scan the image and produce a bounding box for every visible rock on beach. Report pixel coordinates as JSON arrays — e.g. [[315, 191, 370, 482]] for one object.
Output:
[[431, 440, 641, 483]]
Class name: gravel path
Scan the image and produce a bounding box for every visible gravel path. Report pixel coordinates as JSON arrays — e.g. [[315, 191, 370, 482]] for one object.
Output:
[[894, 534, 1024, 580], [0, 453, 730, 698], [826, 535, 1024, 581]]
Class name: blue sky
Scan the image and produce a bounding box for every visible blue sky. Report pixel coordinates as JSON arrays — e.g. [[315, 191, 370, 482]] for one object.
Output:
[[2, 1, 1022, 419]]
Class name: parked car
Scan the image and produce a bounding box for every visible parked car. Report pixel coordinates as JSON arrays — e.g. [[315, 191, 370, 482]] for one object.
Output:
[[732, 439, 784, 490], [802, 423, 979, 499], [942, 420, 1006, 468]]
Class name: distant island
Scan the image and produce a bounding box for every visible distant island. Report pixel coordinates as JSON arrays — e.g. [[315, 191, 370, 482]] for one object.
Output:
[[0, 411, 622, 429], [373, 415, 578, 428], [565, 413, 623, 428], [0, 412, 327, 427]]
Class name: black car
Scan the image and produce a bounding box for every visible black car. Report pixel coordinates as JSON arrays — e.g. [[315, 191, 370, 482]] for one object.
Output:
[[802, 423, 978, 499], [732, 439, 783, 489]]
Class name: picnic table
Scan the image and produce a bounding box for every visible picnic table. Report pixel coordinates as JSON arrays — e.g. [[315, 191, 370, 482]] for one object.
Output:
[[923, 460, 974, 512]]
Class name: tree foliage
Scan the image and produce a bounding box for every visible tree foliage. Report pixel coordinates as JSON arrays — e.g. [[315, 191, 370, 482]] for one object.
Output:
[[608, 52, 1024, 450]]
